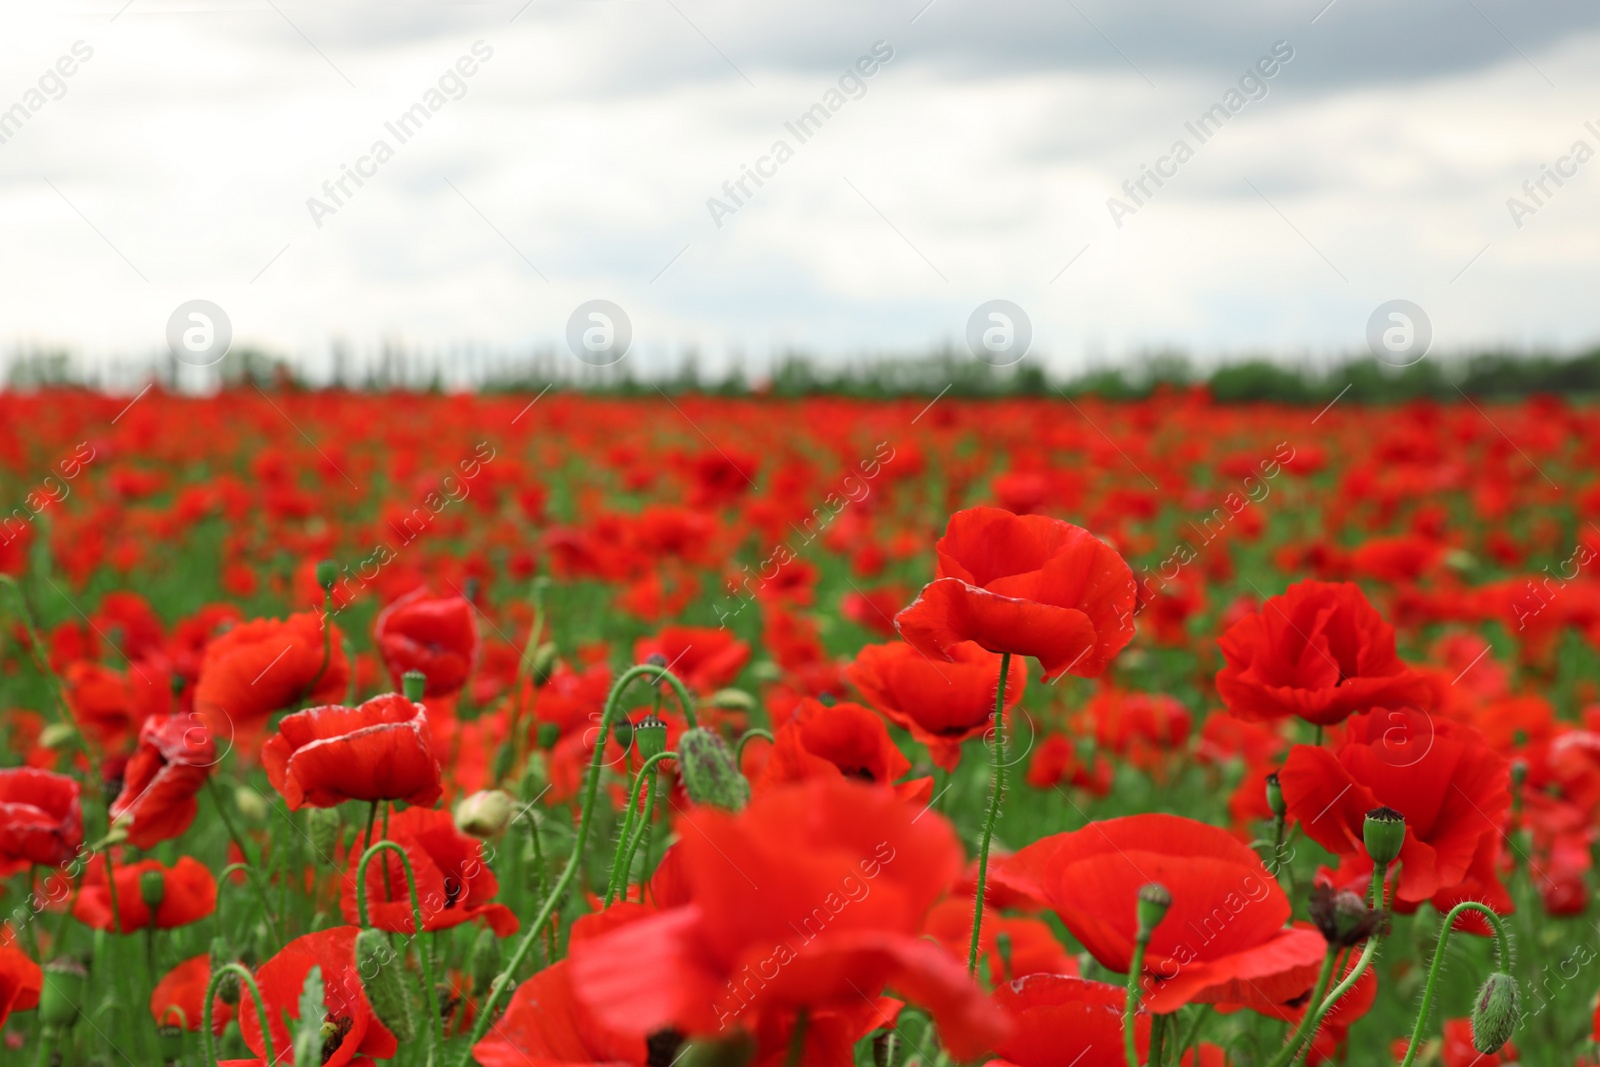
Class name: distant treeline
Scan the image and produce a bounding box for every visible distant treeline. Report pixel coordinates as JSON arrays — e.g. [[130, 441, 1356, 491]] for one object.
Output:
[[7, 345, 1600, 403]]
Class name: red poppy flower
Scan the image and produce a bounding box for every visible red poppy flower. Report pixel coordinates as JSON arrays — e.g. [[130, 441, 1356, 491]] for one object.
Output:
[[194, 611, 350, 748], [986, 974, 1146, 1067], [374, 587, 480, 698], [995, 814, 1326, 1013], [1215, 581, 1431, 726], [63, 660, 170, 753], [568, 778, 1006, 1060], [924, 898, 1077, 985], [340, 805, 517, 936], [0, 944, 41, 1029], [895, 507, 1136, 680], [110, 713, 214, 848], [752, 698, 931, 804], [74, 855, 217, 932], [633, 626, 749, 695], [840, 585, 910, 639], [237, 927, 398, 1067], [847, 640, 1025, 771], [472, 955, 645, 1067], [263, 693, 443, 811], [0, 767, 83, 874], [1278, 708, 1510, 904], [150, 954, 232, 1033]]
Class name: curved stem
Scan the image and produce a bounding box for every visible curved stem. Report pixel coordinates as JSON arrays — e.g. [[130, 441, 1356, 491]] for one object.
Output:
[[1397, 901, 1512, 1067], [202, 962, 272, 1067], [205, 779, 280, 936], [1122, 929, 1150, 1067], [354, 840, 443, 1063], [736, 728, 774, 761], [303, 589, 335, 703], [454, 663, 693, 1067], [967, 651, 1011, 975], [604, 752, 678, 905]]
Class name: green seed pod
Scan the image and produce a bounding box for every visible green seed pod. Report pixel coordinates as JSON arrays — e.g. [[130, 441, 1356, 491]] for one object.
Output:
[[1264, 772, 1285, 819], [356, 928, 418, 1043], [468, 926, 502, 995], [140, 869, 166, 911], [678, 728, 749, 812], [536, 722, 561, 751], [613, 716, 634, 752], [158, 1023, 184, 1063], [39, 956, 87, 1028], [1136, 883, 1171, 938], [402, 670, 427, 702], [315, 559, 339, 590], [306, 806, 342, 861], [209, 939, 240, 1006], [634, 715, 668, 762], [1363, 806, 1406, 867], [1471, 971, 1519, 1055], [531, 641, 559, 686]]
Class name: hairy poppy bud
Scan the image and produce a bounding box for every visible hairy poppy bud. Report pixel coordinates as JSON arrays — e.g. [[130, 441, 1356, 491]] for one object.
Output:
[[210, 939, 241, 1006], [1309, 884, 1387, 949], [1471, 971, 1519, 1054], [613, 716, 634, 752], [678, 728, 750, 812], [709, 688, 756, 712], [140, 869, 166, 910], [1363, 807, 1406, 867], [356, 927, 418, 1043], [468, 925, 502, 994], [634, 714, 668, 761], [456, 789, 515, 839], [401, 670, 427, 702], [644, 653, 669, 668], [39, 956, 87, 1028], [531, 641, 558, 686], [1136, 883, 1171, 938], [306, 806, 341, 860], [1264, 773, 1284, 819], [315, 559, 339, 590]]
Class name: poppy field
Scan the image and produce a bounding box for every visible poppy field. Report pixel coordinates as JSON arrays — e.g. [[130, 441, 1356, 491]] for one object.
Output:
[[0, 385, 1595, 1067]]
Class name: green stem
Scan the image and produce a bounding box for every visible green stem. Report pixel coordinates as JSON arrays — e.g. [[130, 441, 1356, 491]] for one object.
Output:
[[354, 840, 444, 1064], [1265, 950, 1339, 1067], [1397, 902, 1512, 1067], [787, 1008, 810, 1067], [202, 962, 273, 1067], [967, 651, 1011, 975], [1123, 927, 1151, 1067], [604, 751, 678, 906], [633, 766, 665, 904], [303, 590, 335, 702], [204, 779, 280, 936], [736, 728, 774, 761], [453, 663, 695, 1067], [103, 845, 123, 935]]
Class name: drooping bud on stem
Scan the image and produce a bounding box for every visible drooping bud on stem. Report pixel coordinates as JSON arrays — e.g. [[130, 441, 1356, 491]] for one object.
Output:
[[678, 728, 750, 812], [210, 939, 240, 1006], [1470, 972, 1519, 1054], [356, 927, 418, 1043], [613, 716, 634, 752], [315, 559, 339, 591]]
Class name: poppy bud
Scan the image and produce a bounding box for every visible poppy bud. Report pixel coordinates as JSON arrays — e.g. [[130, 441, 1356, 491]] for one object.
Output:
[[491, 740, 516, 784], [140, 869, 166, 910], [710, 688, 757, 712], [468, 926, 502, 994], [1136, 883, 1171, 938], [210, 939, 241, 1006], [39, 722, 77, 750], [519, 753, 548, 801], [235, 785, 269, 822], [531, 641, 558, 685], [1362, 806, 1406, 867], [645, 653, 669, 668], [678, 1031, 756, 1067], [1470, 971, 1519, 1054], [402, 670, 427, 702], [456, 789, 515, 839], [749, 661, 782, 683], [158, 1023, 184, 1063], [634, 714, 669, 761], [357, 927, 418, 1043], [315, 559, 339, 590], [536, 722, 561, 750], [613, 716, 634, 751], [1264, 772, 1284, 819], [39, 956, 87, 1028], [678, 728, 750, 812], [306, 806, 342, 860], [1309, 884, 1387, 949]]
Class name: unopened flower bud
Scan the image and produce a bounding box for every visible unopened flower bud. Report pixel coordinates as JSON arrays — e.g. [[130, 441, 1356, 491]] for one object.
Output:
[[315, 559, 339, 591], [402, 670, 427, 702], [613, 716, 634, 752], [234, 786, 268, 822], [1136, 883, 1171, 939], [678, 727, 750, 812], [531, 641, 559, 686], [159, 1022, 184, 1061], [39, 722, 77, 750], [141, 869, 166, 910], [536, 722, 561, 750], [710, 688, 756, 712], [468, 926, 502, 995], [1363, 807, 1406, 867], [39, 956, 87, 1028], [1471, 971, 1519, 1055], [644, 653, 669, 668], [356, 927, 418, 1043], [634, 714, 668, 761], [1264, 773, 1284, 819], [209, 939, 241, 1006], [455, 789, 515, 839], [306, 806, 341, 861]]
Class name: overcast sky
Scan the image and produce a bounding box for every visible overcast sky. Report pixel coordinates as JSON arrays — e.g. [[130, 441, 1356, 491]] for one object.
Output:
[[3, 1, 1600, 381]]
